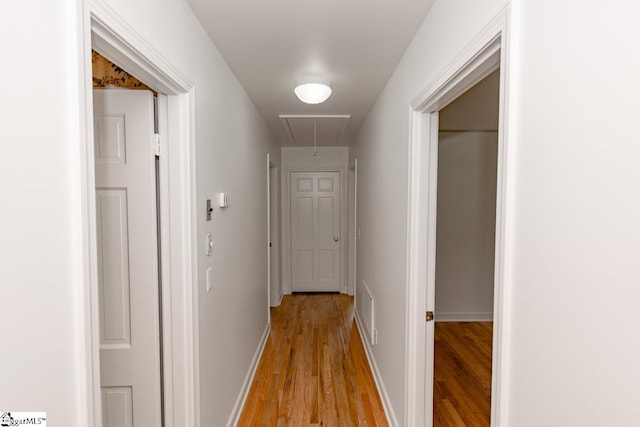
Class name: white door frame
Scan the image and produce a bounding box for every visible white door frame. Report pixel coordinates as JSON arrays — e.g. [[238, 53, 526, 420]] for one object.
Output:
[[282, 166, 348, 294], [404, 8, 513, 427], [268, 157, 281, 308], [267, 154, 271, 317], [77, 2, 199, 425], [348, 159, 358, 296]]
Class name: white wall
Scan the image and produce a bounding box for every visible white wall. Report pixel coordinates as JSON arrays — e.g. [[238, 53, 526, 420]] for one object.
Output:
[[5, 0, 640, 425], [349, 0, 508, 423], [507, 1, 640, 425], [282, 146, 349, 169], [100, 1, 281, 425], [352, 0, 640, 425], [0, 2, 87, 423], [0, 0, 280, 425], [435, 132, 497, 321], [281, 147, 349, 294]]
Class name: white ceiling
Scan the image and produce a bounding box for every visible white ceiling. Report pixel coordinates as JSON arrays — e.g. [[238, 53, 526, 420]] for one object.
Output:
[[185, 0, 435, 146]]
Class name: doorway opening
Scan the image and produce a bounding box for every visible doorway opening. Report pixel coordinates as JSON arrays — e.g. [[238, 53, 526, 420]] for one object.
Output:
[[404, 11, 511, 427], [92, 51, 165, 426], [433, 69, 500, 426], [80, 8, 198, 426]]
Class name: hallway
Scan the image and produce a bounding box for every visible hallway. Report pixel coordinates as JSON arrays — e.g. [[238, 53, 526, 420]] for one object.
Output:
[[238, 294, 388, 426]]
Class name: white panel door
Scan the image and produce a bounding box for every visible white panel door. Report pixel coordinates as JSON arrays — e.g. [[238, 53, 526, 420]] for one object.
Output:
[[291, 171, 340, 292], [94, 89, 162, 427]]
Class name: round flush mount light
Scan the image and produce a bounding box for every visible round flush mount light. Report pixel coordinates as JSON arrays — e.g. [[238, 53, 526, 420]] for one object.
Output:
[[294, 83, 332, 104]]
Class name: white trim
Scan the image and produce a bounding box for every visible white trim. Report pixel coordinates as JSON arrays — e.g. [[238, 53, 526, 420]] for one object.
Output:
[[89, 1, 190, 95], [226, 323, 271, 427], [78, 1, 199, 425], [404, 7, 512, 427], [75, 2, 100, 424], [348, 159, 358, 296], [268, 161, 282, 308], [267, 154, 272, 319], [353, 159, 357, 297], [435, 312, 494, 322], [354, 310, 399, 427], [168, 89, 200, 427], [410, 33, 502, 112], [403, 107, 430, 427], [277, 291, 284, 306], [157, 93, 175, 423], [424, 112, 439, 427], [282, 166, 349, 295]]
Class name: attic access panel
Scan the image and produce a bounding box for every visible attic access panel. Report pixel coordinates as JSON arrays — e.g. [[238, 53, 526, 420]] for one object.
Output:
[[279, 115, 351, 146]]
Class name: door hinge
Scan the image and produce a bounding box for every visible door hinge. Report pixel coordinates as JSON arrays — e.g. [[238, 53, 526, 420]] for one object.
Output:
[[154, 133, 161, 157], [426, 311, 434, 322]]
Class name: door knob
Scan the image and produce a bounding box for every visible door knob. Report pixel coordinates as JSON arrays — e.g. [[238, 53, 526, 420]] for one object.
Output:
[[334, 237, 339, 242]]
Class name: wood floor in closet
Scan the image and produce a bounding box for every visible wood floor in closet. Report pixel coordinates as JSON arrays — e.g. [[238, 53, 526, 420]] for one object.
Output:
[[434, 321, 493, 427]]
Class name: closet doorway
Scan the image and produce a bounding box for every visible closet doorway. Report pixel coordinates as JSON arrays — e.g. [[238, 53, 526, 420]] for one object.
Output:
[[433, 69, 500, 426]]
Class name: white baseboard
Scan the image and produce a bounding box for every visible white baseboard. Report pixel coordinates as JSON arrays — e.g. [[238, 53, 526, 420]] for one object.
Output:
[[226, 323, 270, 427], [436, 311, 493, 322], [354, 312, 399, 427], [270, 289, 284, 307]]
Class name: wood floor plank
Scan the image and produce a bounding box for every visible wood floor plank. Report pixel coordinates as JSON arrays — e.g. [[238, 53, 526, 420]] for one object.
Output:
[[238, 293, 388, 426], [434, 322, 493, 427]]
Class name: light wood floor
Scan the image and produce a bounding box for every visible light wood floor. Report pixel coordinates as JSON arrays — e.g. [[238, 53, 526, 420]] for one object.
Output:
[[238, 293, 388, 426], [434, 322, 493, 427]]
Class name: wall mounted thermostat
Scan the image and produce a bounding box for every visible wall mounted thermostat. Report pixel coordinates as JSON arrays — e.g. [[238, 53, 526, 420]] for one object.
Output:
[[218, 193, 229, 208]]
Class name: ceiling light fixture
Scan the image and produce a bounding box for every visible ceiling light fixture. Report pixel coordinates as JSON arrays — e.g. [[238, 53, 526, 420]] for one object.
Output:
[[294, 83, 332, 104]]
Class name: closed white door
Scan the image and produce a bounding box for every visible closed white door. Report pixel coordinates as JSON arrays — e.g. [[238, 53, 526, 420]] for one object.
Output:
[[291, 171, 341, 292], [94, 89, 162, 427]]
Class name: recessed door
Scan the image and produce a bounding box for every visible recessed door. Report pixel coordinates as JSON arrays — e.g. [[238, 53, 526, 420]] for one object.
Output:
[[94, 89, 162, 427], [290, 171, 341, 292]]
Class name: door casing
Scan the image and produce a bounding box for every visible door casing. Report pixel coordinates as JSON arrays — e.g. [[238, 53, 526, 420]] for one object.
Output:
[[348, 159, 358, 297], [77, 2, 199, 425], [268, 157, 282, 307], [404, 7, 513, 427]]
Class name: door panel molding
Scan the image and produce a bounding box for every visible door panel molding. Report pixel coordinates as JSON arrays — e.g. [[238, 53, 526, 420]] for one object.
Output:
[[94, 89, 161, 426], [290, 171, 341, 292]]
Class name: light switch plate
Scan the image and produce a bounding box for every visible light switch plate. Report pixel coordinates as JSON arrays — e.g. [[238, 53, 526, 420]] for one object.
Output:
[[205, 233, 213, 256], [206, 267, 213, 292]]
